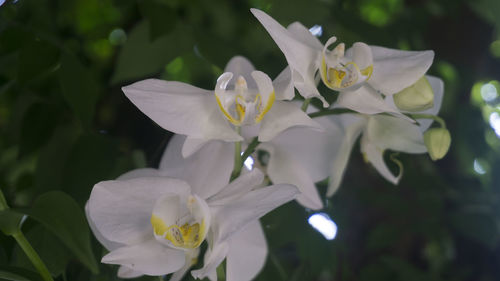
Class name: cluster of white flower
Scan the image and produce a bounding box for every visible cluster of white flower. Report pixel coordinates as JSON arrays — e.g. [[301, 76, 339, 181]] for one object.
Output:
[[85, 9, 451, 281]]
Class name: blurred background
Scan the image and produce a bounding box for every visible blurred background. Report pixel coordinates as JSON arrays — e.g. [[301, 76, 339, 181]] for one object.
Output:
[[1, 0, 500, 280]]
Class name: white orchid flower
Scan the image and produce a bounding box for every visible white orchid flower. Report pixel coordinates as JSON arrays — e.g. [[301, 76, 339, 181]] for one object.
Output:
[[255, 75, 443, 201], [325, 75, 444, 195], [123, 56, 322, 158], [86, 134, 298, 280], [251, 8, 434, 116]]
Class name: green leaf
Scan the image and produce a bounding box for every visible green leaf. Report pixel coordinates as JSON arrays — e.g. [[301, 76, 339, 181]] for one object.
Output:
[[18, 38, 59, 83], [19, 102, 60, 157], [139, 0, 177, 40], [59, 53, 99, 127], [24, 191, 99, 273], [0, 266, 43, 281], [111, 21, 194, 83], [12, 225, 71, 277], [450, 211, 498, 249], [34, 125, 80, 193], [0, 209, 23, 236], [61, 133, 119, 205]]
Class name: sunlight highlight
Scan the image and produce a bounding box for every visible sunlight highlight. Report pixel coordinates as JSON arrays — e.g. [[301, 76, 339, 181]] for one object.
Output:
[[473, 158, 486, 175], [308, 213, 337, 240], [489, 112, 500, 137], [480, 83, 498, 102], [242, 153, 254, 170], [309, 25, 323, 37]]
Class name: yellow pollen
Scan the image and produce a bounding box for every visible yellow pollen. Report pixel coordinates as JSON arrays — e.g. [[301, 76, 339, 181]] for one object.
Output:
[[320, 56, 373, 90], [151, 214, 205, 249]]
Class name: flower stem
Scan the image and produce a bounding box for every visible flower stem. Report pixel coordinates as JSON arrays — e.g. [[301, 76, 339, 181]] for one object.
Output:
[[308, 108, 355, 118], [301, 98, 311, 112], [216, 262, 226, 281], [410, 114, 446, 128], [0, 189, 8, 211], [231, 127, 243, 181], [12, 232, 55, 281], [241, 137, 259, 164], [0, 188, 54, 281], [231, 137, 260, 181]]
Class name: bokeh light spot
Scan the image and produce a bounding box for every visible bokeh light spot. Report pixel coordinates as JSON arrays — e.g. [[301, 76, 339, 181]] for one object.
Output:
[[244, 155, 254, 170], [108, 28, 127, 46], [309, 25, 323, 37], [308, 213, 337, 240], [489, 112, 500, 137], [480, 83, 498, 102], [473, 158, 487, 175], [490, 40, 500, 58]]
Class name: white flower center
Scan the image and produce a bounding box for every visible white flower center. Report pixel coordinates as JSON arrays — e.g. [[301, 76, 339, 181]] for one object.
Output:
[[215, 71, 275, 126], [150, 195, 209, 249], [319, 37, 373, 91]]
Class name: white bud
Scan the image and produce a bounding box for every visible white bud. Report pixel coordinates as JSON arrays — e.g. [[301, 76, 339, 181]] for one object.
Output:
[[394, 76, 434, 112], [424, 128, 451, 161]]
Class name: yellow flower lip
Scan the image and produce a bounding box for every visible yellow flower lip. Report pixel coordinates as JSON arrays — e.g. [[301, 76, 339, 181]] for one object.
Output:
[[215, 72, 276, 126], [151, 214, 206, 249], [150, 194, 210, 250]]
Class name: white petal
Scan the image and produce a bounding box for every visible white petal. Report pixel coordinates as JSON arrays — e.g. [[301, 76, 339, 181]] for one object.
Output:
[[168, 249, 200, 281], [361, 136, 400, 184], [189, 194, 212, 243], [159, 134, 233, 199], [273, 67, 295, 101], [326, 114, 366, 196], [350, 42, 373, 70], [368, 46, 434, 95], [224, 56, 257, 89], [250, 9, 328, 107], [87, 177, 191, 245], [102, 240, 185, 276], [123, 79, 242, 142], [226, 221, 267, 281], [258, 101, 323, 142], [116, 168, 160, 180], [366, 115, 426, 153], [118, 266, 143, 279], [287, 22, 324, 50], [151, 193, 185, 233], [265, 143, 323, 210], [181, 136, 211, 158], [208, 169, 264, 206], [269, 115, 341, 182], [252, 70, 275, 110], [335, 87, 413, 121], [85, 203, 124, 251], [212, 184, 298, 244], [191, 242, 229, 280]]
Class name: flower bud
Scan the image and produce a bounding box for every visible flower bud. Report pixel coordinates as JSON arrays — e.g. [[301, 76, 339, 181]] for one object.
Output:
[[393, 76, 434, 112], [424, 128, 451, 161]]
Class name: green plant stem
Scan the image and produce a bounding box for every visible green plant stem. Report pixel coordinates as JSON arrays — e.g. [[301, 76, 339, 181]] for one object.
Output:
[[231, 137, 260, 181], [0, 189, 8, 211], [270, 252, 287, 281], [308, 108, 355, 118], [241, 137, 259, 164], [216, 262, 226, 281], [230, 127, 243, 181], [301, 98, 311, 112], [0, 188, 54, 281], [12, 231, 54, 281], [410, 114, 446, 128]]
